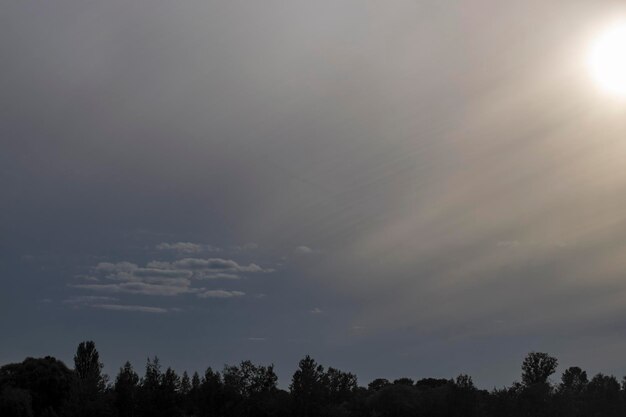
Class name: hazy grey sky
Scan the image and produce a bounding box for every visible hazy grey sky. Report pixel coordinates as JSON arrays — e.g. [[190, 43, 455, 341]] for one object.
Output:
[[3, 0, 626, 387]]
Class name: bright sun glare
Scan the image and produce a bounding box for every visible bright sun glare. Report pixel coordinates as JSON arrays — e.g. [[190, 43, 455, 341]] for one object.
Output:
[[588, 21, 626, 97]]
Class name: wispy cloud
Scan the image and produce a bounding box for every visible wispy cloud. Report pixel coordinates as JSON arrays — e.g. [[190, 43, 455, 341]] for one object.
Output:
[[72, 281, 198, 296], [91, 304, 168, 314], [74, 256, 271, 298], [64, 295, 119, 304], [197, 290, 245, 299], [294, 246, 314, 255], [96, 262, 137, 273], [63, 295, 169, 314], [132, 268, 193, 278], [231, 243, 259, 251], [194, 272, 240, 280], [310, 307, 323, 314], [172, 258, 270, 273], [156, 242, 221, 253]]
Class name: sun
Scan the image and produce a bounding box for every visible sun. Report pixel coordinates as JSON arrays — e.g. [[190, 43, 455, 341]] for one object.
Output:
[[588, 21, 626, 97]]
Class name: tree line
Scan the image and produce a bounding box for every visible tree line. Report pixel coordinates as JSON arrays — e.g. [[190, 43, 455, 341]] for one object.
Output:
[[1, 341, 625, 417]]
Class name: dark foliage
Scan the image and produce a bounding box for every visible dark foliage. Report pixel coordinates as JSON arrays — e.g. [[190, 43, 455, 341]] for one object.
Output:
[[2, 344, 626, 417], [0, 356, 74, 417]]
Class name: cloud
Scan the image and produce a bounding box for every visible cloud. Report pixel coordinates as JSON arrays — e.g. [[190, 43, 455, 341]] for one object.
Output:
[[173, 258, 269, 273], [77, 255, 271, 298], [90, 304, 168, 314], [294, 246, 314, 255], [145, 260, 172, 269], [310, 307, 323, 314], [247, 337, 266, 341], [73, 281, 197, 296], [75, 274, 100, 282], [64, 295, 119, 304], [232, 243, 259, 251], [197, 290, 245, 299], [156, 242, 220, 253], [194, 272, 240, 280], [95, 262, 138, 273], [132, 268, 193, 279], [63, 295, 169, 313]]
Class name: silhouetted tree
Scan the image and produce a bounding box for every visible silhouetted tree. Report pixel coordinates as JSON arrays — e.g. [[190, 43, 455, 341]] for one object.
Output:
[[0, 386, 33, 417], [191, 372, 201, 391], [290, 356, 325, 417], [74, 341, 105, 392], [114, 362, 139, 417], [198, 367, 222, 417], [5, 347, 626, 417], [559, 366, 588, 394], [519, 352, 558, 417], [143, 356, 161, 391], [415, 378, 450, 390], [223, 361, 277, 398], [368, 378, 390, 391], [393, 377, 414, 386], [450, 374, 478, 417], [324, 367, 357, 403], [138, 356, 162, 417], [70, 341, 109, 417], [0, 356, 74, 417], [485, 384, 521, 417], [160, 367, 182, 417], [367, 382, 419, 417], [555, 366, 588, 417], [179, 371, 191, 415], [222, 360, 278, 417], [521, 352, 558, 386], [321, 366, 358, 417], [181, 371, 191, 396], [187, 371, 202, 416], [586, 373, 621, 417]]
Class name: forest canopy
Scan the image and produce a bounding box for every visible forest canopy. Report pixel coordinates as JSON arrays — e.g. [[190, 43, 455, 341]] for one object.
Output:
[[0, 342, 624, 417]]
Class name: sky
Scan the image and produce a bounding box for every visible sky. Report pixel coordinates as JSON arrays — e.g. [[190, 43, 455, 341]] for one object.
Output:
[[4, 0, 626, 388]]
